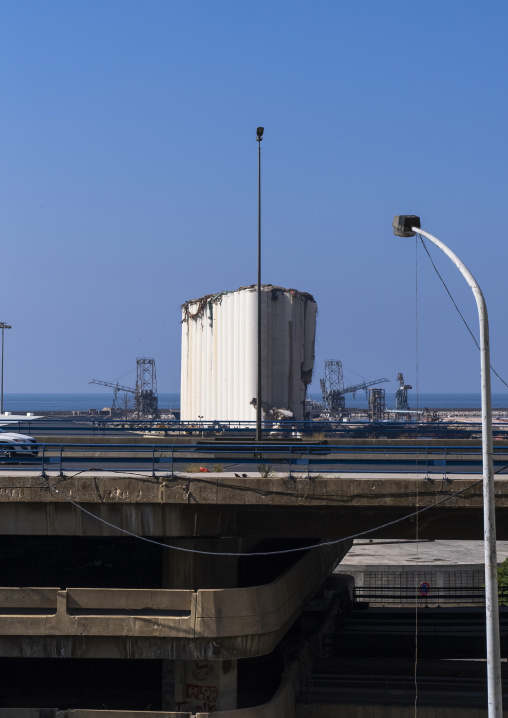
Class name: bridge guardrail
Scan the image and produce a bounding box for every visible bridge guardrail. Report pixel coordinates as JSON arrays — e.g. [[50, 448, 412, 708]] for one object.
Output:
[[2, 417, 508, 439], [1, 441, 508, 476], [354, 585, 508, 606]]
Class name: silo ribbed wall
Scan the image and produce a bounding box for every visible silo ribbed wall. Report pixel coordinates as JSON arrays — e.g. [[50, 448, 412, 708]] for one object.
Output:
[[180, 285, 316, 421]]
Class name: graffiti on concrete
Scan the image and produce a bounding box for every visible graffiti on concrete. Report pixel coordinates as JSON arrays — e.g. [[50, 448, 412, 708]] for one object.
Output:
[[175, 684, 218, 712]]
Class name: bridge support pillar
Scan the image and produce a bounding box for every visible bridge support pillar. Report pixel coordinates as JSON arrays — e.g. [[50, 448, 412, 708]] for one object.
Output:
[[162, 537, 257, 589], [162, 658, 237, 712], [161, 537, 256, 710]]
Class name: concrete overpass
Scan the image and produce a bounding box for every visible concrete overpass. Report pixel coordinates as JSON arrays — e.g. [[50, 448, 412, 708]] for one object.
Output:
[[0, 469, 506, 540], [0, 465, 505, 715]]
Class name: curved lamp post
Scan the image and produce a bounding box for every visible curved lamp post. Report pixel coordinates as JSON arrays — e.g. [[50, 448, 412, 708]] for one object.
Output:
[[392, 215, 502, 718]]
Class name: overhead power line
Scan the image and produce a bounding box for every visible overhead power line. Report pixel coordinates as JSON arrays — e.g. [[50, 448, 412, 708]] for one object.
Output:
[[46, 474, 484, 558], [418, 235, 508, 391]]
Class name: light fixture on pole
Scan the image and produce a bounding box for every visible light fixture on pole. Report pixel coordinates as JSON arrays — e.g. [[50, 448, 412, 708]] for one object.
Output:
[[392, 215, 503, 718], [0, 323, 12, 416], [256, 126, 264, 442]]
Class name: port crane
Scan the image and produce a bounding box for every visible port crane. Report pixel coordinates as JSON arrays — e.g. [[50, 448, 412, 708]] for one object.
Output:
[[89, 358, 159, 418], [88, 379, 136, 413], [320, 360, 389, 414], [395, 372, 412, 410]]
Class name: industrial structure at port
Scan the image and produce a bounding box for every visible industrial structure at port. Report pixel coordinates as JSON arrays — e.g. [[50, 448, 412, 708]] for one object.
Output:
[[90, 357, 159, 417], [180, 284, 317, 422]]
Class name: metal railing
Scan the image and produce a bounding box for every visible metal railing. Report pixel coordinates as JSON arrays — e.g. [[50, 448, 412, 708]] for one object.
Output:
[[1, 441, 508, 475], [2, 417, 508, 439], [354, 585, 508, 606]]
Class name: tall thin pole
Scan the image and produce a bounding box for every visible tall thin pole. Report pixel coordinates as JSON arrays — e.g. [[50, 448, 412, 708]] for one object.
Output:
[[0, 323, 10, 416], [416, 226, 502, 718], [1, 327, 4, 416], [392, 217, 502, 718], [256, 128, 264, 442]]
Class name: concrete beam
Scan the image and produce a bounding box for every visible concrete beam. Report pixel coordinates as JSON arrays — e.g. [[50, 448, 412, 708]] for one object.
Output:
[[0, 472, 505, 540], [0, 471, 503, 508]]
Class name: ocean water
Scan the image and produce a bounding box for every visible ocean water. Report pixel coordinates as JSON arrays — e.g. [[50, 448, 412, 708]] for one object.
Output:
[[2, 393, 181, 412], [2, 392, 508, 412]]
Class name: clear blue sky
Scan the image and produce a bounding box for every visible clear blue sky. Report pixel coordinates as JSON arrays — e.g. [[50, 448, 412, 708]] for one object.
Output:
[[1, 0, 507, 394]]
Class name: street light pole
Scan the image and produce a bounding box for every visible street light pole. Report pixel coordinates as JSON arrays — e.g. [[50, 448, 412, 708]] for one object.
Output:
[[256, 127, 264, 442], [0, 323, 12, 416], [392, 215, 502, 718]]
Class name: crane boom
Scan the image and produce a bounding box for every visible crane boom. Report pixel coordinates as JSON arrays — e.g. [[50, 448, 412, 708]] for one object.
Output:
[[341, 377, 390, 396], [89, 379, 136, 394], [320, 360, 390, 414], [89, 358, 159, 417]]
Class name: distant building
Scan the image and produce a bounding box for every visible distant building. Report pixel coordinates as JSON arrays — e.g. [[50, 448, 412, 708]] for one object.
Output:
[[180, 284, 317, 421]]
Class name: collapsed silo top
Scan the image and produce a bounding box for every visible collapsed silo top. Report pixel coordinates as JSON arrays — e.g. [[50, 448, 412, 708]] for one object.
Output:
[[181, 284, 316, 322]]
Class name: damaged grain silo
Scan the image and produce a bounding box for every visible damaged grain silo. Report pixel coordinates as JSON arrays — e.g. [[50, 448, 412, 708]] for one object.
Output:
[[180, 284, 317, 422]]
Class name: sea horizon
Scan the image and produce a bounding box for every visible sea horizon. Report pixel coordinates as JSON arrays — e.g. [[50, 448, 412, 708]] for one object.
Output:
[[2, 391, 508, 412]]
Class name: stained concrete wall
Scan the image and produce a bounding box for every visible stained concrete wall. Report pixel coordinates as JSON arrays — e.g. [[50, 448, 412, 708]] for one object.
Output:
[[0, 675, 295, 718], [0, 472, 506, 540], [297, 706, 507, 718], [0, 540, 351, 660], [0, 652, 298, 718]]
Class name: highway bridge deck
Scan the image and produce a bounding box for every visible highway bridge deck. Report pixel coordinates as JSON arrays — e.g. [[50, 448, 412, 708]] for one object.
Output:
[[0, 470, 506, 539]]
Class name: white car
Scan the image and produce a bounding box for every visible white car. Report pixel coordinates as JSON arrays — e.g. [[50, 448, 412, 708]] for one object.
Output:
[[0, 428, 38, 457]]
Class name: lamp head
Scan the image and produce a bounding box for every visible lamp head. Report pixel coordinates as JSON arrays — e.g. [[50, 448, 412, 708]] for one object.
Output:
[[256, 127, 264, 141], [0, 323, 11, 330], [392, 215, 421, 237]]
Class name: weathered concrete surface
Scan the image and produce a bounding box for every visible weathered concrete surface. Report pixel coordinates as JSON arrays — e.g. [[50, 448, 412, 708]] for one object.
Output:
[[0, 471, 506, 540], [0, 669, 295, 718], [0, 576, 319, 716], [297, 706, 502, 718], [0, 471, 504, 507], [0, 713, 190, 718], [0, 539, 350, 659], [341, 538, 508, 564]]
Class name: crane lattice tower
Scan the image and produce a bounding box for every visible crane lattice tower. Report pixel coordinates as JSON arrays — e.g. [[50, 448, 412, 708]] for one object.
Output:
[[136, 357, 158, 417], [320, 360, 345, 412], [320, 360, 389, 416]]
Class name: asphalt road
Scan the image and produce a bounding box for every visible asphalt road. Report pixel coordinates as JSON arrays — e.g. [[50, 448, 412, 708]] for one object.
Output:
[[1, 449, 507, 475]]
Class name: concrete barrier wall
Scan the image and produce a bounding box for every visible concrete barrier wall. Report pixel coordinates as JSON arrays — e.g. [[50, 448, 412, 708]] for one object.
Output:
[[0, 588, 194, 614], [0, 680, 295, 718], [0, 589, 194, 637], [197, 670, 296, 718], [61, 713, 191, 718], [0, 587, 59, 609], [4, 701, 506, 718], [67, 588, 193, 613], [196, 540, 346, 639], [297, 705, 507, 718], [0, 541, 349, 649], [0, 663, 297, 718], [0, 712, 192, 718]]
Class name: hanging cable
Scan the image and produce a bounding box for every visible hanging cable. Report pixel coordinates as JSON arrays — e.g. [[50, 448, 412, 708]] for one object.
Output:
[[418, 235, 508, 390], [47, 478, 483, 557]]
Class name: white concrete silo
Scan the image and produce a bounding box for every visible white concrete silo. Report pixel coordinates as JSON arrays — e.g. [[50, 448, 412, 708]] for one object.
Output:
[[180, 284, 317, 422]]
